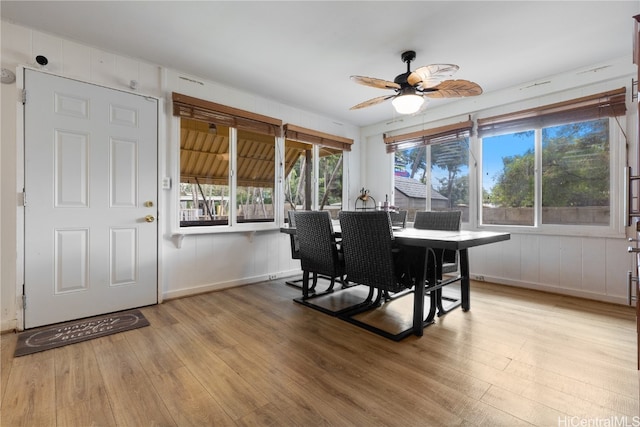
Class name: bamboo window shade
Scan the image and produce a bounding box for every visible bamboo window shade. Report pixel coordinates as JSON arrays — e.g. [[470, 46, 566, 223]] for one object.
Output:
[[477, 87, 626, 137], [172, 92, 283, 137], [383, 120, 473, 153], [173, 93, 283, 187], [283, 124, 353, 151]]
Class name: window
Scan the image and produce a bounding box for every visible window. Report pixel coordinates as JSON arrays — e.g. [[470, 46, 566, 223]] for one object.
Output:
[[482, 131, 535, 226], [283, 124, 351, 220], [387, 120, 472, 222], [173, 93, 281, 229], [542, 120, 609, 225], [478, 88, 625, 228], [179, 120, 230, 226], [318, 146, 343, 213], [236, 129, 276, 223]]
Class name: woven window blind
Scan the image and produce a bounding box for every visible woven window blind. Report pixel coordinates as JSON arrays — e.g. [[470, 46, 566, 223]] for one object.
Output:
[[283, 124, 353, 151], [477, 87, 626, 138], [383, 120, 473, 153], [172, 92, 282, 137]]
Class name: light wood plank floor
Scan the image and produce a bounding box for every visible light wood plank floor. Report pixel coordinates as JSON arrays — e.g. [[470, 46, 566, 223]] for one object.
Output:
[[1, 280, 638, 426]]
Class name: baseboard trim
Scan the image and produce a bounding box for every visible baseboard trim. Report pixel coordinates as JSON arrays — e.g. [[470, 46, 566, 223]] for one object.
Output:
[[162, 269, 300, 301], [472, 274, 630, 306]]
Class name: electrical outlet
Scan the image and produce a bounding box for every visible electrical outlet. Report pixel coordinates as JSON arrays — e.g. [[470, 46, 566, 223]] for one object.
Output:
[[268, 274, 277, 280], [474, 275, 485, 281]]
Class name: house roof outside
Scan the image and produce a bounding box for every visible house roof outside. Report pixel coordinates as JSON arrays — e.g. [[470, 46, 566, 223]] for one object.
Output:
[[394, 176, 447, 201]]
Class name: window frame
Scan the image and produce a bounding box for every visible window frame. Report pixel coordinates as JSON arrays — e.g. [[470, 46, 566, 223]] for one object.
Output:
[[171, 116, 283, 235], [389, 120, 473, 222], [476, 115, 626, 237], [283, 124, 351, 219], [169, 97, 353, 235]]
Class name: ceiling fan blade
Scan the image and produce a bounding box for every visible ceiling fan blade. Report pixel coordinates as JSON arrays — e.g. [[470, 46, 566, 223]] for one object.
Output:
[[409, 64, 460, 88], [423, 79, 483, 98], [350, 75, 400, 90], [349, 94, 396, 110]]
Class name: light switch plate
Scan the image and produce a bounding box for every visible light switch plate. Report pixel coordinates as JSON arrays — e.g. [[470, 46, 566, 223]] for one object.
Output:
[[162, 177, 171, 190]]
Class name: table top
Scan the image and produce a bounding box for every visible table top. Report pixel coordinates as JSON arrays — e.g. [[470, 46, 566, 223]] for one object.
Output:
[[392, 228, 510, 250], [280, 226, 510, 250]]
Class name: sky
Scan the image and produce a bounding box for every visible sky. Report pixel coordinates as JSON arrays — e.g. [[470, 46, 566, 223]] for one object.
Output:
[[481, 132, 534, 191], [395, 135, 532, 193]]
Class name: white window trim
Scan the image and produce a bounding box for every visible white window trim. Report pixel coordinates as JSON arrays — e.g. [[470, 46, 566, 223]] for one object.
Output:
[[475, 116, 626, 238], [170, 116, 282, 236], [170, 120, 349, 236]]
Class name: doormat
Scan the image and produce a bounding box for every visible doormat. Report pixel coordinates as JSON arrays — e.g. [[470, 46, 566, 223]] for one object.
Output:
[[14, 309, 149, 357]]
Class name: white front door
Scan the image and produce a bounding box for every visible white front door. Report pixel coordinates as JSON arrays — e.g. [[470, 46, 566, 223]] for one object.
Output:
[[24, 69, 158, 329]]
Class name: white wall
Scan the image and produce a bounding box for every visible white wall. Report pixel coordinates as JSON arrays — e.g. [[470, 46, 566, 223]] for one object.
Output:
[[0, 21, 360, 331]]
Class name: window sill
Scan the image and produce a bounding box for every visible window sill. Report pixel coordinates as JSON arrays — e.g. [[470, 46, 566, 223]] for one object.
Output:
[[472, 223, 626, 239], [170, 222, 281, 248]]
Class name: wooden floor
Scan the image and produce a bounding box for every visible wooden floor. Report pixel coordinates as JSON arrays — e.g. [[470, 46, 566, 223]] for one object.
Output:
[[1, 279, 638, 426]]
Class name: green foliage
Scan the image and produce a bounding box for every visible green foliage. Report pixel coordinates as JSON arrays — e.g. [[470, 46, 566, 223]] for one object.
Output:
[[318, 151, 343, 208], [541, 120, 609, 207], [432, 140, 469, 208], [395, 146, 426, 181], [491, 148, 535, 207], [488, 119, 609, 208]]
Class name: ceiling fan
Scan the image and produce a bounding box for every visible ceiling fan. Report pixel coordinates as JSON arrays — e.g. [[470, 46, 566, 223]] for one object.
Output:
[[350, 50, 482, 115]]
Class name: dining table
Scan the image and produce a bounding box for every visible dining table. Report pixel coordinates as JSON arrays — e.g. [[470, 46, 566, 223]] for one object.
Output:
[[392, 228, 510, 337], [280, 224, 510, 338]]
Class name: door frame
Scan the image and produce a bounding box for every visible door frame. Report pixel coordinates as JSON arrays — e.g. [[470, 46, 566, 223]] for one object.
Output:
[[15, 66, 165, 331]]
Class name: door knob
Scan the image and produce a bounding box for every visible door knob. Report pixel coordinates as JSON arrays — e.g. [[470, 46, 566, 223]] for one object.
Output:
[[144, 215, 155, 223]]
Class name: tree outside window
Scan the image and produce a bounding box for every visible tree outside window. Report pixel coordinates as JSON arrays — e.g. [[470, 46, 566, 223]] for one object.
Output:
[[481, 118, 610, 226], [394, 138, 469, 221], [284, 142, 344, 220]]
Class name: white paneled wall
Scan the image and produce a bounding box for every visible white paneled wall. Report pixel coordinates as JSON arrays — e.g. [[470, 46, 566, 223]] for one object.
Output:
[[469, 234, 631, 304]]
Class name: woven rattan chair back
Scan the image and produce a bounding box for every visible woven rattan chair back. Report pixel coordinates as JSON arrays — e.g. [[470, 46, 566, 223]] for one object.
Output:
[[414, 210, 462, 231], [388, 210, 408, 228], [338, 211, 406, 293], [295, 211, 343, 278], [287, 210, 300, 260], [414, 210, 462, 273]]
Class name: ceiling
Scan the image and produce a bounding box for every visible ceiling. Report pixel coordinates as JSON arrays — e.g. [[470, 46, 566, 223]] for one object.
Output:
[[1, 1, 639, 128]]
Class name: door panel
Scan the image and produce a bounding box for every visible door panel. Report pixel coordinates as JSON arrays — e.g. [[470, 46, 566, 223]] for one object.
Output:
[[24, 70, 158, 328]]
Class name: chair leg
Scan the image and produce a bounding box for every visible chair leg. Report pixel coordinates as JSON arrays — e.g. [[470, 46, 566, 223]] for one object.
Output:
[[285, 277, 304, 289], [326, 277, 336, 292], [302, 270, 311, 299], [340, 276, 350, 289]]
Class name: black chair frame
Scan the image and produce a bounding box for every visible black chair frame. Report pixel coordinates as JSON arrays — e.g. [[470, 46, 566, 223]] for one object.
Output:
[[412, 210, 463, 316], [292, 211, 353, 315]]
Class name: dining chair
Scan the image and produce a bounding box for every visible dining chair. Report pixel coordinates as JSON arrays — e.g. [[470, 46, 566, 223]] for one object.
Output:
[[414, 210, 462, 274], [388, 210, 408, 228], [336, 211, 415, 338], [284, 210, 303, 289], [294, 210, 347, 301], [412, 210, 462, 314]]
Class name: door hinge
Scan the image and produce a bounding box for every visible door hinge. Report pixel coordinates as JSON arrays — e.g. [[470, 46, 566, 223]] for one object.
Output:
[[22, 293, 26, 310], [21, 89, 26, 104], [21, 190, 26, 207]]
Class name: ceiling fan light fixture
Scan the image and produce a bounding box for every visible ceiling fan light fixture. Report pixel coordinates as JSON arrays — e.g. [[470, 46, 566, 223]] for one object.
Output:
[[392, 93, 424, 115]]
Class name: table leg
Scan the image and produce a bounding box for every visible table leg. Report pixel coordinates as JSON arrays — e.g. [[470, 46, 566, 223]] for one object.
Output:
[[460, 249, 470, 311], [413, 247, 438, 337], [413, 260, 425, 336]]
